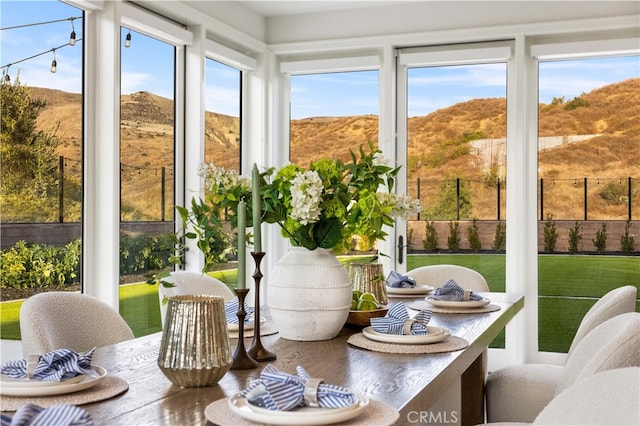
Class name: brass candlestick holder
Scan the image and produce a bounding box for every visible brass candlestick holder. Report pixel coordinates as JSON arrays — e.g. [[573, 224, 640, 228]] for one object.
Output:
[[248, 251, 276, 361], [230, 288, 258, 370]]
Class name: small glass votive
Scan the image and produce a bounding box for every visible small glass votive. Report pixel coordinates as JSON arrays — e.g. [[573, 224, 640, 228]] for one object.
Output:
[[157, 295, 232, 387], [349, 263, 388, 305]]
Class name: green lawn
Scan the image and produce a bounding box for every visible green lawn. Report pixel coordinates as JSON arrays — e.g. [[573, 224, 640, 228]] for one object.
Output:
[[2, 255, 638, 354]]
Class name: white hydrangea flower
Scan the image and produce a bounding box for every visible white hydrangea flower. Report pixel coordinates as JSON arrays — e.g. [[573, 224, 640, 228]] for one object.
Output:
[[202, 163, 250, 191], [377, 192, 421, 220], [290, 170, 323, 225]]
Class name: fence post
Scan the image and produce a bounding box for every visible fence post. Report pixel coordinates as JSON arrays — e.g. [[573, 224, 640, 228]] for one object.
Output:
[[628, 177, 632, 220], [417, 178, 421, 220], [161, 167, 166, 222], [456, 178, 460, 220], [497, 177, 501, 221], [58, 156, 65, 223], [540, 178, 544, 221], [584, 177, 588, 221]]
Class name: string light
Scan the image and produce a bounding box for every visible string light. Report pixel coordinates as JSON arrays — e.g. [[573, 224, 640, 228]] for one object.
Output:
[[50, 49, 57, 73], [2, 65, 10, 84], [69, 18, 76, 46], [124, 31, 132, 48], [0, 16, 82, 76]]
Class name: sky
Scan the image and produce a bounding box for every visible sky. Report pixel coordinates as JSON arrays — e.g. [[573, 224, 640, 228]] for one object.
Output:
[[2, 1, 638, 119]]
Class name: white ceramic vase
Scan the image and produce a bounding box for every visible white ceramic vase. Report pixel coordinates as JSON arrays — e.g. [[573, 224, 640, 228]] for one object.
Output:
[[268, 246, 352, 341]]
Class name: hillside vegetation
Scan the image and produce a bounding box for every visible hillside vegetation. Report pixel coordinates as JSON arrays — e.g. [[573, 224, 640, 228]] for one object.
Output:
[[24, 78, 639, 221]]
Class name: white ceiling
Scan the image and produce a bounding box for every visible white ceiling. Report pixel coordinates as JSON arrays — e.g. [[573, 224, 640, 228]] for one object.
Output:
[[237, 1, 404, 17]]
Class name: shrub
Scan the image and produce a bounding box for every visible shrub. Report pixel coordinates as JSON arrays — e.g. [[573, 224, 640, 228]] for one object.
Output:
[[567, 221, 582, 254], [600, 181, 628, 206], [447, 221, 460, 253], [543, 215, 558, 253], [0, 239, 80, 289], [119, 233, 177, 275], [467, 218, 481, 252], [492, 221, 506, 251], [423, 221, 438, 251], [620, 221, 635, 254], [592, 222, 607, 254]]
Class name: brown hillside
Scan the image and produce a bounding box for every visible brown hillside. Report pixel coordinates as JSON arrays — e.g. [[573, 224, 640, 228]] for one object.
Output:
[[24, 78, 639, 220]]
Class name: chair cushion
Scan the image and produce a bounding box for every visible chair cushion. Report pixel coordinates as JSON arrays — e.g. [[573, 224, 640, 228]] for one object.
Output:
[[558, 312, 640, 394], [485, 364, 561, 423], [568, 285, 637, 355], [534, 367, 640, 425]]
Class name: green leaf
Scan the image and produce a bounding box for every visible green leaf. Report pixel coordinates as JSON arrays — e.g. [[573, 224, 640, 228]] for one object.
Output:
[[314, 218, 342, 249]]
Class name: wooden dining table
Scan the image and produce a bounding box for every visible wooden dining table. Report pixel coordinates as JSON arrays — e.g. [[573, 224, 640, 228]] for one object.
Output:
[[82, 291, 523, 425]]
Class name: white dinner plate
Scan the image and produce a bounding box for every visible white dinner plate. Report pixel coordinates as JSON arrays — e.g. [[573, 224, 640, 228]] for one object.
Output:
[[425, 296, 491, 309], [386, 285, 434, 295], [362, 326, 450, 344], [0, 366, 107, 397], [227, 316, 266, 332], [221, 392, 368, 425]]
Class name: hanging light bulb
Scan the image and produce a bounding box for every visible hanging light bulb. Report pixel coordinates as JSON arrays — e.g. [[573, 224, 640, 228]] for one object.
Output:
[[51, 49, 57, 73], [124, 31, 132, 48], [69, 19, 76, 46], [2, 66, 10, 84]]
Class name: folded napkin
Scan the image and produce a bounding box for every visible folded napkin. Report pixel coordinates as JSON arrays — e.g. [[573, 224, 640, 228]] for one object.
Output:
[[370, 302, 432, 335], [432, 280, 483, 301], [1, 348, 96, 382], [224, 297, 255, 324], [239, 364, 357, 411], [386, 271, 416, 288], [0, 403, 93, 426]]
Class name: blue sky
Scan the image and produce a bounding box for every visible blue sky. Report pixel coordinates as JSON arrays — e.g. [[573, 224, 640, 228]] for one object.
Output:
[[2, 1, 638, 119]]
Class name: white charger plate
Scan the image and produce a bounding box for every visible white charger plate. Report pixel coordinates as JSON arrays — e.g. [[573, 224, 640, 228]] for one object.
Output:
[[0, 366, 107, 397], [386, 285, 434, 295], [219, 392, 368, 425], [227, 316, 266, 332], [425, 296, 491, 308], [362, 326, 450, 344]]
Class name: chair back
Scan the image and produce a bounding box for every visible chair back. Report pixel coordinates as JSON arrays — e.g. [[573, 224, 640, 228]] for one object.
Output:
[[558, 312, 640, 395], [534, 367, 640, 425], [568, 285, 637, 355], [158, 271, 235, 327], [20, 291, 134, 356], [406, 264, 489, 291]]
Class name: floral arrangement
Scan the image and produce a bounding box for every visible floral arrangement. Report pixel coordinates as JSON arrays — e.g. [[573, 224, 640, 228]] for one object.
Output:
[[184, 143, 421, 260]]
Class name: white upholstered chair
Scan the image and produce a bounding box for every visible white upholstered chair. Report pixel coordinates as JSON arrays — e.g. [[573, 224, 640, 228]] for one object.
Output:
[[20, 292, 134, 357], [158, 271, 235, 326], [484, 367, 640, 425], [485, 310, 640, 423], [406, 264, 490, 291]]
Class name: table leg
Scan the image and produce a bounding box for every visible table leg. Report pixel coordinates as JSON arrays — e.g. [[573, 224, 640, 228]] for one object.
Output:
[[461, 352, 486, 426]]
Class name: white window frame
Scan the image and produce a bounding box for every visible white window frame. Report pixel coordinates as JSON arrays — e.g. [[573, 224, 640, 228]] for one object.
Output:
[[396, 41, 525, 370], [528, 35, 640, 366]]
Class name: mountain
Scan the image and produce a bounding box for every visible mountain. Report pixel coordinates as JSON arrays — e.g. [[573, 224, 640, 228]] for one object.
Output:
[[25, 78, 639, 219]]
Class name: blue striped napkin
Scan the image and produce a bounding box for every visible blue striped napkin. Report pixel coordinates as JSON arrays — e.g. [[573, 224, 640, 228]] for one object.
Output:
[[370, 302, 432, 335], [432, 280, 484, 301], [239, 365, 357, 411], [1, 348, 96, 382], [386, 271, 416, 288], [1, 403, 93, 426], [224, 297, 255, 324]]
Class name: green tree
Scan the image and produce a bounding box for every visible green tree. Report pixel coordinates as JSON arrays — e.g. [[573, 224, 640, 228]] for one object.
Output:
[[1, 77, 60, 221], [423, 174, 473, 220]]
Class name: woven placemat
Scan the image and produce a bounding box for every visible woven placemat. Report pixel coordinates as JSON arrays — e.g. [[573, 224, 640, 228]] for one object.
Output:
[[347, 333, 468, 354], [204, 397, 399, 426], [407, 300, 501, 314], [1, 376, 129, 412], [228, 323, 278, 339]]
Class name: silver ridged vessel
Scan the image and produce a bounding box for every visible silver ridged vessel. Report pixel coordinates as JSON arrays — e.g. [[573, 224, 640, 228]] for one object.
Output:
[[157, 295, 232, 387], [349, 263, 388, 305]]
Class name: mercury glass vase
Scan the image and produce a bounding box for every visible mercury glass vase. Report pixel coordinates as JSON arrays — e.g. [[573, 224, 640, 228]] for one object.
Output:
[[349, 263, 388, 305], [157, 295, 232, 387]]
